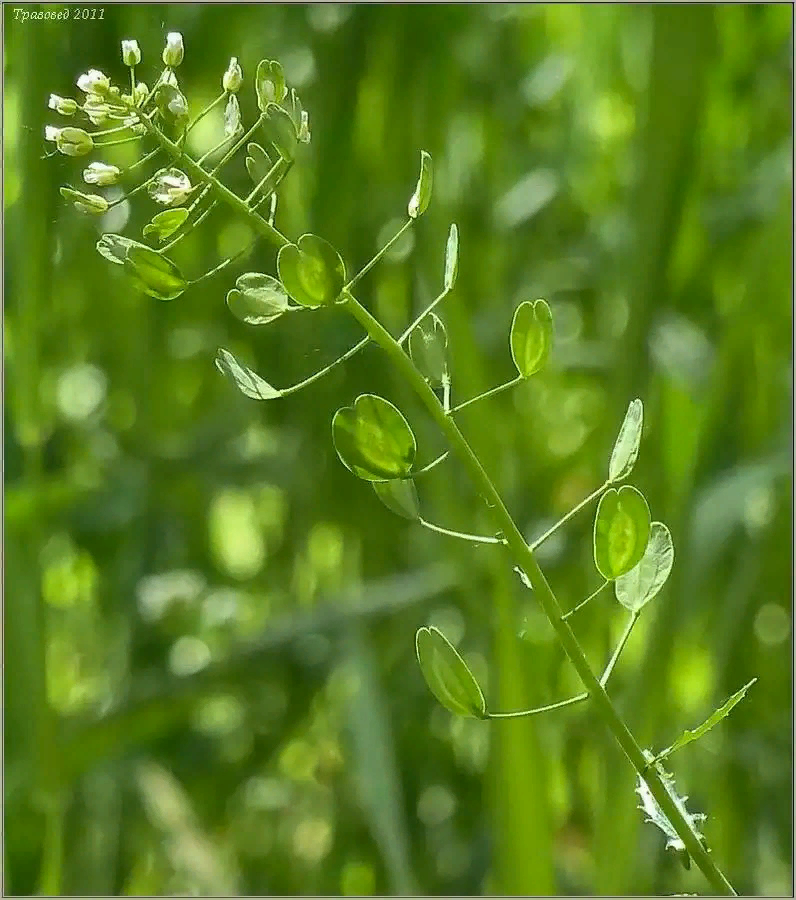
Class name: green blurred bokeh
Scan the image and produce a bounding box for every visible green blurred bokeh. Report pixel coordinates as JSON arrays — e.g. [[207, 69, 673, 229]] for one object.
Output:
[[4, 4, 792, 895]]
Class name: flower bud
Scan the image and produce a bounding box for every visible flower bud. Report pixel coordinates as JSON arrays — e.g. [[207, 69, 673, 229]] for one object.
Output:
[[83, 161, 121, 186], [54, 127, 94, 157], [121, 39, 141, 67], [77, 68, 111, 97], [222, 57, 243, 93], [48, 94, 78, 116], [83, 94, 111, 125], [60, 186, 108, 215], [133, 82, 148, 107], [162, 32, 184, 67], [148, 168, 192, 206]]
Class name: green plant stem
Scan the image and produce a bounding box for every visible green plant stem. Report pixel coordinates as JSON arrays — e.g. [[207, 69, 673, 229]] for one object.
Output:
[[449, 376, 523, 415], [600, 612, 639, 686], [561, 581, 609, 621], [419, 517, 505, 545], [412, 451, 449, 477], [530, 481, 611, 551], [36, 793, 66, 896], [340, 293, 736, 897], [487, 692, 587, 719], [398, 287, 450, 345], [279, 336, 370, 398], [345, 218, 414, 292], [186, 91, 227, 134]]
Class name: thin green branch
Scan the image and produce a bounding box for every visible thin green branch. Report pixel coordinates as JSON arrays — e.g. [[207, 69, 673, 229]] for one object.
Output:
[[186, 91, 227, 135], [398, 287, 450, 345], [530, 481, 611, 551], [561, 581, 610, 621], [487, 692, 587, 719], [449, 376, 523, 415], [279, 336, 370, 398], [345, 218, 414, 293], [412, 451, 449, 477], [419, 517, 505, 545], [600, 612, 639, 687]]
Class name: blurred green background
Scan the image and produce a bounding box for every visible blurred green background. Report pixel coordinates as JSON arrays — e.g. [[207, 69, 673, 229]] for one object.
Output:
[[4, 4, 792, 895]]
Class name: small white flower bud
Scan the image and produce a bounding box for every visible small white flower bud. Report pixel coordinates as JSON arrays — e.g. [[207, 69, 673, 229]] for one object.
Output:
[[148, 168, 192, 206], [45, 125, 61, 142], [222, 57, 243, 93], [133, 82, 148, 106], [83, 94, 111, 125], [48, 94, 78, 116], [121, 39, 141, 67], [83, 162, 121, 186], [55, 127, 94, 157], [162, 32, 184, 67], [77, 69, 111, 97]]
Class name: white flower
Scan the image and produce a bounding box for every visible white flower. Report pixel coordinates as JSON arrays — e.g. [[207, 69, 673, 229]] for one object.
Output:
[[48, 94, 77, 116], [83, 162, 121, 186], [83, 94, 111, 125], [162, 32, 184, 67], [77, 68, 111, 96], [222, 57, 242, 93], [121, 39, 141, 67], [45, 125, 61, 142], [133, 82, 148, 106], [147, 168, 192, 206], [54, 127, 94, 157]]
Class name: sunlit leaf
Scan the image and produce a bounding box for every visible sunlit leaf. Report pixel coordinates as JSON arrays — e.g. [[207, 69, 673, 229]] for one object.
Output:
[[142, 208, 189, 242], [652, 679, 758, 765], [332, 394, 416, 481], [226, 273, 290, 325], [510, 299, 553, 377], [214, 347, 281, 400], [415, 626, 486, 719], [277, 233, 346, 308], [444, 223, 458, 292], [593, 485, 651, 580], [408, 150, 433, 218], [123, 246, 187, 301], [373, 478, 420, 520], [409, 313, 448, 388], [97, 233, 145, 265], [615, 521, 674, 612], [609, 398, 644, 482]]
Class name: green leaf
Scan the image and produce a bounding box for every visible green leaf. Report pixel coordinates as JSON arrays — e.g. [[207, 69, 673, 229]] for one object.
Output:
[[214, 348, 281, 400], [415, 626, 486, 719], [226, 273, 290, 325], [255, 59, 287, 111], [510, 299, 553, 377], [263, 102, 297, 159], [615, 521, 674, 612], [444, 223, 458, 292], [245, 142, 273, 185], [409, 313, 448, 388], [142, 208, 189, 242], [593, 485, 651, 580], [653, 678, 758, 766], [277, 233, 346, 308], [97, 234, 144, 265], [408, 150, 433, 218], [123, 246, 187, 301], [609, 398, 644, 482], [373, 479, 420, 520], [332, 394, 416, 481]]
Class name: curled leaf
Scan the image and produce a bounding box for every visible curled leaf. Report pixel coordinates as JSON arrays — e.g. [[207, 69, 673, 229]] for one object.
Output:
[[408, 150, 433, 218], [444, 223, 459, 292], [415, 626, 486, 719], [615, 521, 673, 612], [124, 246, 187, 301], [226, 273, 290, 325], [215, 348, 281, 400], [332, 394, 416, 481], [510, 299, 553, 377], [409, 313, 448, 388], [373, 478, 420, 521], [609, 398, 644, 482]]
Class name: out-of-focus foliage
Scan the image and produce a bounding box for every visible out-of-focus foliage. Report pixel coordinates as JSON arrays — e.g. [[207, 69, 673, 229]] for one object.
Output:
[[4, 4, 792, 896]]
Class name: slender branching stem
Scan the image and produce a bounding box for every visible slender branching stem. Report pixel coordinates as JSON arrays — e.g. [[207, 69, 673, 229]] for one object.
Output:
[[345, 218, 414, 292], [418, 518, 505, 545], [487, 693, 587, 719], [561, 580, 610, 621], [186, 91, 227, 134], [279, 336, 370, 398], [412, 451, 450, 477], [399, 287, 450, 345], [530, 481, 611, 551], [449, 375, 523, 415], [600, 612, 639, 687]]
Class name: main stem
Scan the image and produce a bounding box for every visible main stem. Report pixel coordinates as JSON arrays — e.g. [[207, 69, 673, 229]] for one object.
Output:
[[342, 297, 736, 897], [144, 117, 735, 894]]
